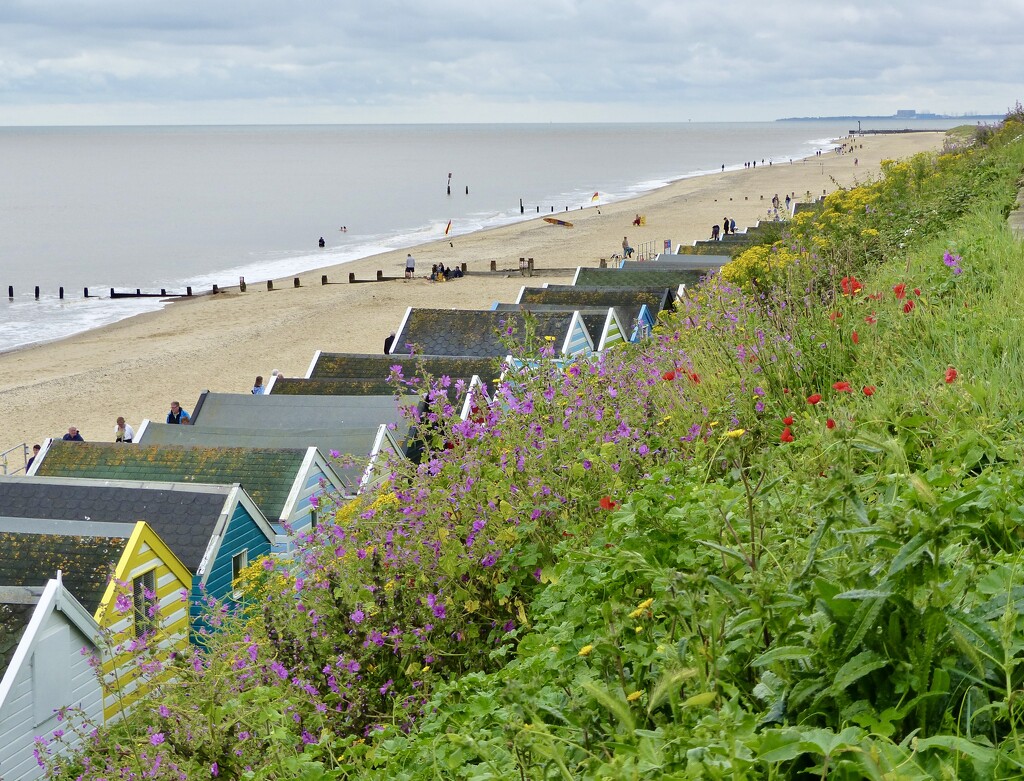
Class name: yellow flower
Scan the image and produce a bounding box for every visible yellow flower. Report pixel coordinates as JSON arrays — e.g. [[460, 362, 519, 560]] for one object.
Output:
[[724, 428, 745, 438], [578, 644, 594, 657], [628, 598, 654, 619], [627, 691, 644, 702], [544, 335, 556, 342], [635, 626, 643, 633]]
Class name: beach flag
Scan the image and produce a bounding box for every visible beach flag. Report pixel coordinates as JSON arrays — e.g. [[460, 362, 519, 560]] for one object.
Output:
[[591, 192, 599, 202], [445, 219, 452, 235]]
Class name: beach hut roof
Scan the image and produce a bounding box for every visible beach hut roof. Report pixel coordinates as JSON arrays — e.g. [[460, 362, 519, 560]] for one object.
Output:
[[0, 526, 126, 614], [0, 600, 37, 678], [391, 310, 581, 358], [35, 442, 308, 522], [572, 267, 706, 288], [621, 255, 726, 270], [307, 353, 498, 383], [272, 378, 398, 397], [0, 476, 269, 574], [522, 286, 674, 313]]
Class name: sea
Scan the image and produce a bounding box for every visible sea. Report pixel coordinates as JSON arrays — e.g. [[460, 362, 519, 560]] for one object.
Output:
[[0, 120, 963, 354]]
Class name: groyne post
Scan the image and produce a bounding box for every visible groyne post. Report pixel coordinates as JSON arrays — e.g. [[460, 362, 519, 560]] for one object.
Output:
[[7, 286, 12, 299], [293, 277, 300, 288], [321, 275, 328, 285], [35, 286, 39, 299], [213, 284, 220, 294], [59, 287, 64, 299]]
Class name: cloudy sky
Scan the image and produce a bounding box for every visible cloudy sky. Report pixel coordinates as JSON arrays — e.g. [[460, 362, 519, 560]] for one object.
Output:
[[1, 0, 1020, 126]]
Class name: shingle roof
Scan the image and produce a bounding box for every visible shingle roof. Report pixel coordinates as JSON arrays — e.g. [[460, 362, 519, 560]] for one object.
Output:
[[574, 268, 707, 288], [392, 310, 578, 357], [309, 353, 499, 383], [36, 442, 306, 521], [493, 303, 642, 334], [0, 598, 36, 679], [273, 378, 399, 397], [0, 531, 125, 613], [0, 477, 231, 572], [621, 254, 726, 270], [521, 286, 674, 313]]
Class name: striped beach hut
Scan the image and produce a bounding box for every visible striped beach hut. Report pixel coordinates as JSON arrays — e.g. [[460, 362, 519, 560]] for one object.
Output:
[[515, 286, 673, 341], [0, 476, 275, 640], [0, 517, 191, 723], [492, 303, 630, 351]]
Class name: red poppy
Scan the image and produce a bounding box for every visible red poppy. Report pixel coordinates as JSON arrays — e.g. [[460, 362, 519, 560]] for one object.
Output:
[[782, 416, 794, 425], [945, 367, 958, 384], [862, 385, 876, 396], [903, 300, 915, 314], [826, 418, 836, 429], [893, 283, 907, 300], [783, 387, 791, 394], [829, 311, 843, 322], [841, 276, 863, 296], [599, 496, 619, 511], [865, 314, 877, 325], [832, 381, 853, 392], [851, 330, 859, 344], [662, 370, 676, 381], [780, 427, 795, 443], [807, 393, 822, 405], [868, 292, 884, 301], [688, 372, 701, 384], [913, 288, 921, 297]]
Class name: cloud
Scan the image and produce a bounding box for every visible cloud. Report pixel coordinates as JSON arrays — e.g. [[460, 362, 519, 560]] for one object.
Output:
[[0, 0, 1021, 124]]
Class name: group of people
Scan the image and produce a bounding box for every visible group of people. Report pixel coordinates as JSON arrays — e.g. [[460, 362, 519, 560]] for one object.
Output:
[[430, 262, 463, 281], [250, 369, 284, 395], [710, 217, 738, 241]]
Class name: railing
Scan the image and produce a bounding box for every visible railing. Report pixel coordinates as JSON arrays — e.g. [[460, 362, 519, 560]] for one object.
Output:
[[1, 443, 29, 475]]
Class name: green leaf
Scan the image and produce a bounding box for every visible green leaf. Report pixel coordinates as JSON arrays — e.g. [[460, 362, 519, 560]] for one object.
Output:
[[830, 651, 888, 693], [913, 735, 997, 764], [753, 645, 813, 667]]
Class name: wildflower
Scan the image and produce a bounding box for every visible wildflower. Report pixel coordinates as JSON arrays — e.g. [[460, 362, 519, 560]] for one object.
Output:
[[782, 416, 794, 425], [350, 609, 365, 624], [627, 690, 644, 702], [841, 276, 863, 295], [893, 283, 907, 299], [862, 385, 876, 396], [780, 427, 795, 443], [599, 496, 619, 511], [865, 314, 876, 325], [826, 418, 836, 429], [807, 393, 822, 405], [913, 287, 921, 297], [903, 300, 915, 314], [629, 598, 654, 618], [150, 732, 165, 746], [688, 372, 701, 384], [578, 645, 594, 657], [829, 311, 843, 322], [661, 370, 676, 381], [945, 367, 958, 384], [832, 381, 852, 392], [724, 428, 745, 438], [851, 330, 859, 344]]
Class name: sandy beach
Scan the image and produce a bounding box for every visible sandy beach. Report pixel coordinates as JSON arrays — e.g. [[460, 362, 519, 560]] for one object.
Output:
[[0, 131, 946, 460]]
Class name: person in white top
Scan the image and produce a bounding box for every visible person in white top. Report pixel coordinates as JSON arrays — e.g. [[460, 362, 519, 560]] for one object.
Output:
[[114, 416, 135, 443]]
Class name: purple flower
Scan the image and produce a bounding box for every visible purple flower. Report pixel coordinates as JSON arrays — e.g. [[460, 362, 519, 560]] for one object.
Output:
[[350, 609, 365, 624], [150, 732, 165, 745], [481, 553, 498, 567]]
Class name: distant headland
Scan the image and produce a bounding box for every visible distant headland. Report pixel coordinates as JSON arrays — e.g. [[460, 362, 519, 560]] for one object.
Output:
[[777, 109, 1003, 122]]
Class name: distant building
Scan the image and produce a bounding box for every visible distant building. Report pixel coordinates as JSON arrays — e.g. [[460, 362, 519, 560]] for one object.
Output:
[[895, 109, 917, 117]]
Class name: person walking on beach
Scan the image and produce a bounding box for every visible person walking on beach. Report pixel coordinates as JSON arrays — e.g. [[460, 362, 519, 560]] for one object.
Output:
[[405, 254, 416, 279], [167, 401, 191, 425], [62, 426, 84, 441], [114, 416, 134, 443], [622, 237, 634, 258]]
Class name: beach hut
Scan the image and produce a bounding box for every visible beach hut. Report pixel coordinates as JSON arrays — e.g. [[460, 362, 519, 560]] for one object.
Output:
[[0, 516, 192, 724], [492, 304, 631, 351], [271, 378, 399, 397], [571, 267, 706, 290], [0, 475, 275, 639], [31, 442, 345, 555], [390, 309, 594, 359], [303, 352, 497, 383], [522, 285, 676, 315], [620, 254, 727, 270], [0, 574, 102, 781]]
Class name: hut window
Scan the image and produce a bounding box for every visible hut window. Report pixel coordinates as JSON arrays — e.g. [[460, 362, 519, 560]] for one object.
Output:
[[132, 570, 157, 638], [231, 550, 248, 598]]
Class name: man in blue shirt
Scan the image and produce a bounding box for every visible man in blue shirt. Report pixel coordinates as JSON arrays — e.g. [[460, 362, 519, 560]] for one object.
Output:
[[62, 426, 84, 441], [167, 401, 191, 424]]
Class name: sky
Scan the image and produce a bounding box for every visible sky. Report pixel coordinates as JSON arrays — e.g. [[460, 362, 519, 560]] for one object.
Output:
[[1, 0, 1021, 126]]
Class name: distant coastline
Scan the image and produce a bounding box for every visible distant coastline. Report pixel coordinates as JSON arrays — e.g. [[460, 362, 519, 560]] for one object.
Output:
[[777, 113, 1002, 122]]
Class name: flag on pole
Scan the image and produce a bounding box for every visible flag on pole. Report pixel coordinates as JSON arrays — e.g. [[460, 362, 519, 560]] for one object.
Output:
[[445, 219, 452, 235]]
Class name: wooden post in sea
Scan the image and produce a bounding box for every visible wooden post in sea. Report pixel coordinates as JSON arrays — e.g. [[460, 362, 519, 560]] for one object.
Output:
[[7, 286, 12, 299], [267, 280, 274, 291], [84, 287, 89, 298], [59, 287, 64, 299], [187, 287, 192, 296], [34, 286, 39, 299], [213, 284, 220, 294]]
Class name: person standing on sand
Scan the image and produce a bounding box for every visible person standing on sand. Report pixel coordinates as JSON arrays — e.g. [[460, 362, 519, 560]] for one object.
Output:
[[114, 417, 134, 443], [405, 254, 416, 279], [711, 224, 720, 241], [622, 237, 634, 258], [167, 401, 190, 425]]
